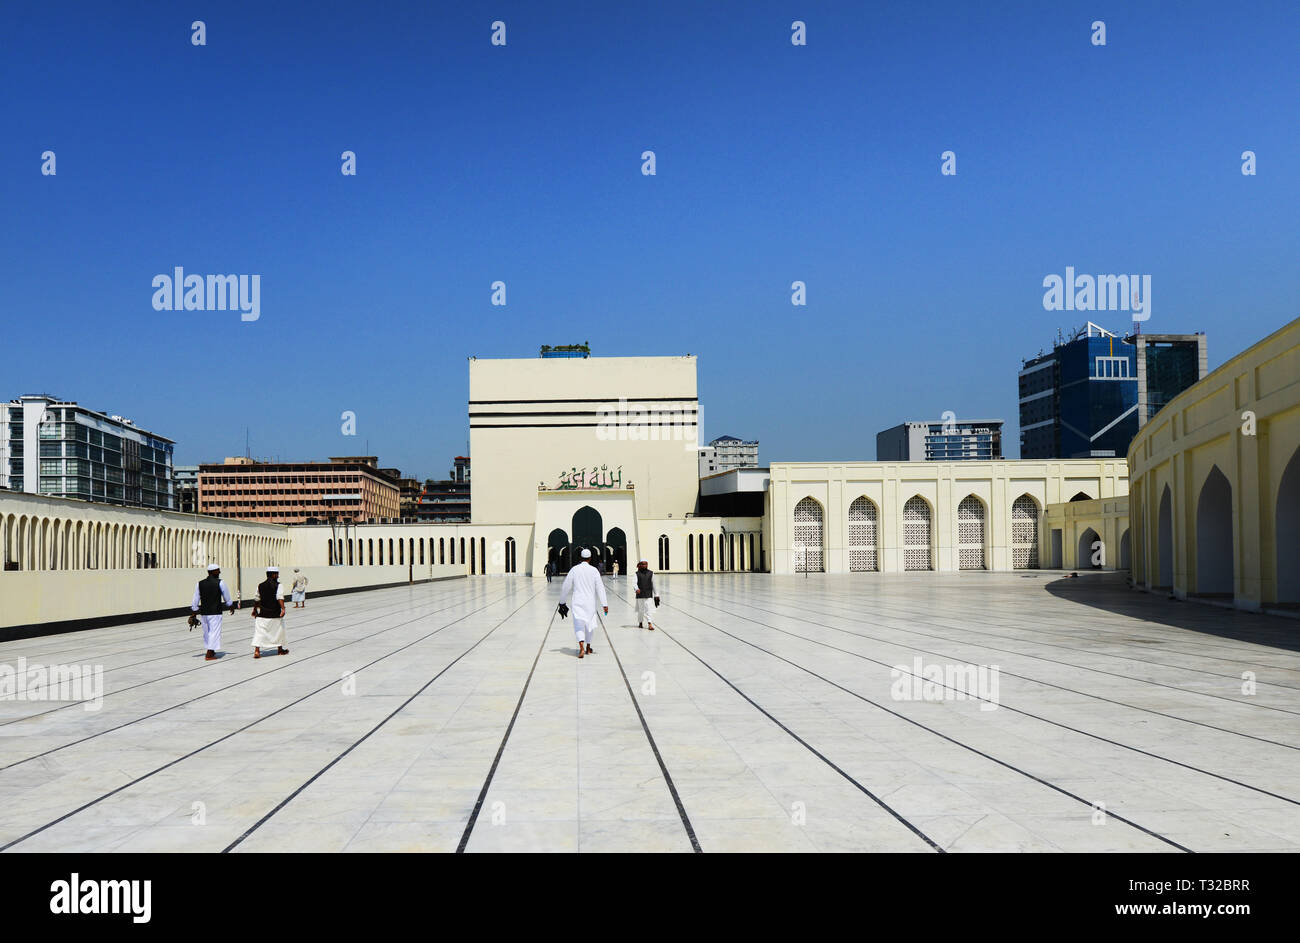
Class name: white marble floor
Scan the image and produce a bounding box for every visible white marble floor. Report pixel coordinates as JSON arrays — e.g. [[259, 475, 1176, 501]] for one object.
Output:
[[0, 571, 1297, 853]]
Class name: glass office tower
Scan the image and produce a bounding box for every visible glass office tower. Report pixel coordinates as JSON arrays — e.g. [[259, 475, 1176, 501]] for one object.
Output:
[[0, 394, 175, 509]]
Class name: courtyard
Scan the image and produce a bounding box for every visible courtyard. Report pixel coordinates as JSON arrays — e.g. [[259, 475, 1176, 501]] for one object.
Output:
[[0, 572, 1296, 853]]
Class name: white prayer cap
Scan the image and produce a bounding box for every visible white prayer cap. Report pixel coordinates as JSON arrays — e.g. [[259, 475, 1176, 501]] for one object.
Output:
[[638, 558, 649, 565], [580, 548, 591, 559], [267, 566, 279, 573], [206, 563, 220, 571]]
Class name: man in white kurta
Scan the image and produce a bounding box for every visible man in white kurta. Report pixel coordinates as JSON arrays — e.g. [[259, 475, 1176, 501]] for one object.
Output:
[[191, 563, 235, 660], [559, 549, 608, 658], [633, 558, 660, 630]]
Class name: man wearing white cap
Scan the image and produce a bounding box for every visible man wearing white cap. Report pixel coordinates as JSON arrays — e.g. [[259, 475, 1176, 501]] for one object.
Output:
[[558, 547, 608, 659], [251, 566, 289, 659], [190, 563, 236, 661], [634, 558, 661, 630]]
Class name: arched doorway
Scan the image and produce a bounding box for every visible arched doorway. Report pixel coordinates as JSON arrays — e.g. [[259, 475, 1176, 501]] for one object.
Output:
[[571, 506, 603, 571], [1277, 448, 1300, 603], [1077, 527, 1102, 569], [1119, 529, 1131, 570], [957, 495, 986, 570], [548, 528, 568, 574], [903, 496, 932, 571], [1196, 466, 1232, 595], [606, 527, 627, 575], [1011, 495, 1039, 569], [792, 497, 824, 572], [1157, 486, 1173, 588], [847, 496, 878, 572]]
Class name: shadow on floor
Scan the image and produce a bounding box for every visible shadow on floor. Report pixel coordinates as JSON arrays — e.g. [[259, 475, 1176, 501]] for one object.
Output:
[[1042, 571, 1300, 654]]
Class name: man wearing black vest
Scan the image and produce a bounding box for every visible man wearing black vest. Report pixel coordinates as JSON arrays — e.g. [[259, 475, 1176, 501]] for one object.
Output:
[[190, 563, 236, 660], [251, 565, 289, 659], [634, 558, 660, 630]]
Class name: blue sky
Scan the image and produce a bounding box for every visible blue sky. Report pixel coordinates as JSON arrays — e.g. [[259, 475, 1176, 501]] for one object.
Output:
[[2, 1, 1296, 475]]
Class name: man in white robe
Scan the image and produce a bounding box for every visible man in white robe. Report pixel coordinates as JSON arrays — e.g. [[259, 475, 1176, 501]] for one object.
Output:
[[633, 558, 660, 630], [191, 563, 236, 660], [558, 548, 608, 659], [251, 566, 288, 658]]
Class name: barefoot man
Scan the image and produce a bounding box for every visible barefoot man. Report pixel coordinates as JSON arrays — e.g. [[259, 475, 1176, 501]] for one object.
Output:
[[558, 548, 607, 659]]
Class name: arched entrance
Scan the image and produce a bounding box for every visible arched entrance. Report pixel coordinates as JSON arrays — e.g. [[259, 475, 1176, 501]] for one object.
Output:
[[1077, 527, 1102, 569], [571, 506, 603, 571], [548, 527, 569, 574], [1277, 448, 1300, 604], [606, 527, 627, 575], [1195, 466, 1233, 595], [1157, 486, 1173, 588], [1119, 529, 1131, 570]]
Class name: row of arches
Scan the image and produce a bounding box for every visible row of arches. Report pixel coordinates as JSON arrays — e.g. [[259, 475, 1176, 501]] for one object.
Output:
[[684, 530, 763, 572], [0, 512, 287, 572], [790, 493, 1044, 572], [327, 534, 498, 574], [1138, 446, 1300, 603], [1149, 464, 1236, 595]]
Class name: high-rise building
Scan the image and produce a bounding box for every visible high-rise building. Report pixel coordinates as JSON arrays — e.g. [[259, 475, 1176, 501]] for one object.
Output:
[[1019, 323, 1206, 458], [1131, 332, 1208, 427], [876, 420, 1004, 462], [173, 465, 199, 514], [197, 455, 400, 523], [697, 435, 759, 477], [1, 394, 175, 509]]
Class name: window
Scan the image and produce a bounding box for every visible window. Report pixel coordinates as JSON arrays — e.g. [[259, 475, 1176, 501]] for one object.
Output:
[[1095, 356, 1130, 379]]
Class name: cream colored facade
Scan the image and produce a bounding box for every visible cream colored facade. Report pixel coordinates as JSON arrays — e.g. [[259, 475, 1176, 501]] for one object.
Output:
[[468, 356, 700, 525], [1128, 315, 1300, 611], [766, 460, 1129, 574], [1043, 496, 1131, 570]]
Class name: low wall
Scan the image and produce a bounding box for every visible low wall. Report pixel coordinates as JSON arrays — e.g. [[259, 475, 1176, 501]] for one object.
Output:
[[0, 563, 463, 641]]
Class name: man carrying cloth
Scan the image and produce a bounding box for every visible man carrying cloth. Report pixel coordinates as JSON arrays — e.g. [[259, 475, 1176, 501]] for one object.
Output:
[[251, 566, 289, 659], [634, 558, 661, 630], [558, 548, 607, 659], [190, 563, 237, 661]]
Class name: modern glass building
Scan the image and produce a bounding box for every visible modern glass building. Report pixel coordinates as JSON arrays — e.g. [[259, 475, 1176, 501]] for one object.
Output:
[[1020, 324, 1206, 458], [0, 394, 175, 509], [1020, 323, 1136, 458], [1132, 333, 1208, 426], [876, 420, 1004, 461]]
